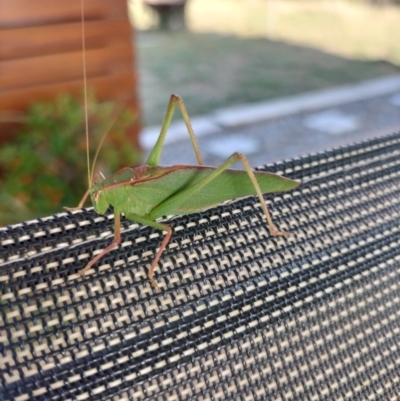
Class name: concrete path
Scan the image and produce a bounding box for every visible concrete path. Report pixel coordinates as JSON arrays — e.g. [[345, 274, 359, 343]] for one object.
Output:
[[141, 74, 400, 167]]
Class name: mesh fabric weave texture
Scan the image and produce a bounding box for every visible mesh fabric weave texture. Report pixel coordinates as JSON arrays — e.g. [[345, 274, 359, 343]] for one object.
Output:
[[1, 132, 400, 400]]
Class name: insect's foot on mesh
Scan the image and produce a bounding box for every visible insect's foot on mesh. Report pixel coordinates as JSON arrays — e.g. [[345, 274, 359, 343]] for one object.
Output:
[[149, 275, 160, 290], [77, 269, 87, 277], [64, 206, 82, 212], [271, 227, 294, 238]]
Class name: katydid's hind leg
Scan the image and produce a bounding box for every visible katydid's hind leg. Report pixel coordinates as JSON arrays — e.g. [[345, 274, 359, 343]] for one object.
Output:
[[234, 153, 292, 237], [124, 214, 172, 289], [150, 152, 292, 238], [173, 95, 204, 166], [78, 212, 121, 276], [146, 94, 204, 167]]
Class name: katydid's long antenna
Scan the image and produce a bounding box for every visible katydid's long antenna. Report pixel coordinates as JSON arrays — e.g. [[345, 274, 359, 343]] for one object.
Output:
[[81, 0, 90, 189], [89, 107, 123, 182]]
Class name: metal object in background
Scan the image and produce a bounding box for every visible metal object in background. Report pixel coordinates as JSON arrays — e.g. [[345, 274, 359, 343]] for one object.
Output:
[[143, 0, 189, 30]]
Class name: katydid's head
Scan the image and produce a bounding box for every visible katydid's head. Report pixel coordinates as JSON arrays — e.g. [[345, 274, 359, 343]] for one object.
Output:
[[90, 172, 109, 214]]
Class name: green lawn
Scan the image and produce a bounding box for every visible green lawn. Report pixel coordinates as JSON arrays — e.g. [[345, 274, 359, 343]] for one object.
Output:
[[130, 0, 400, 126]]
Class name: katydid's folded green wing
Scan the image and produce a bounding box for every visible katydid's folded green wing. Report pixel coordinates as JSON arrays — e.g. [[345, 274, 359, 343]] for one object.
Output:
[[133, 166, 299, 219]]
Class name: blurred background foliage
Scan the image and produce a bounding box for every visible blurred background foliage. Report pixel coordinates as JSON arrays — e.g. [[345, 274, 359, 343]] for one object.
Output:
[[0, 94, 138, 224]]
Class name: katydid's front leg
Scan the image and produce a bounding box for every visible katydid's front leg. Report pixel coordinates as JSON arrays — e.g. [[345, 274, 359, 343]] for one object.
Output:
[[64, 172, 106, 211], [64, 189, 90, 211], [124, 213, 172, 289], [77, 212, 121, 276]]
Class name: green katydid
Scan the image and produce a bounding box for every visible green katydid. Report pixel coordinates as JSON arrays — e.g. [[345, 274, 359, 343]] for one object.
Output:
[[67, 95, 300, 288], [66, 0, 300, 288]]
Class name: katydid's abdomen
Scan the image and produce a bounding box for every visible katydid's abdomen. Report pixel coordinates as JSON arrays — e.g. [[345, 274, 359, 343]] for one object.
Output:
[[147, 166, 298, 217]]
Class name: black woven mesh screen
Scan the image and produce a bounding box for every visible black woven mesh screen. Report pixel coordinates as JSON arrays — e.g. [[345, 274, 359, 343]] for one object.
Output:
[[2, 132, 400, 400]]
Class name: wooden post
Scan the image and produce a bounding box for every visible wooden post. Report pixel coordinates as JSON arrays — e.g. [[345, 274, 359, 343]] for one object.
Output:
[[0, 0, 141, 146]]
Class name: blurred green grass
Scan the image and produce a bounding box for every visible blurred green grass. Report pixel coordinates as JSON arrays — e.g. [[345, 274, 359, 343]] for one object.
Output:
[[131, 0, 400, 126]]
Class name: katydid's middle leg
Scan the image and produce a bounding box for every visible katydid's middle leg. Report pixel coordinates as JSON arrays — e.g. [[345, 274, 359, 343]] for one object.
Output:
[[125, 213, 173, 289]]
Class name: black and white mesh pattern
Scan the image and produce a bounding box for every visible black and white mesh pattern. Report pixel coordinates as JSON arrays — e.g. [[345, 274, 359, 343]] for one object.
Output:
[[2, 132, 400, 400]]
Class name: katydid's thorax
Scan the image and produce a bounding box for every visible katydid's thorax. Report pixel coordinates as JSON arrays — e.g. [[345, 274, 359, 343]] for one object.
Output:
[[90, 165, 208, 217], [91, 165, 165, 216]]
